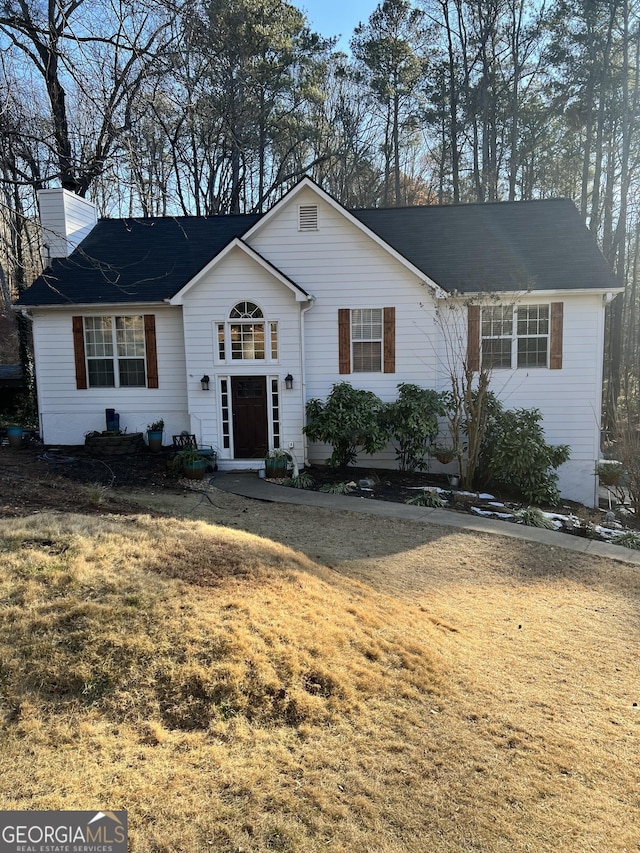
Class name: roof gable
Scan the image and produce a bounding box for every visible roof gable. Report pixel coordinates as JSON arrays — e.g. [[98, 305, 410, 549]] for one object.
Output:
[[169, 238, 311, 304], [243, 177, 446, 296]]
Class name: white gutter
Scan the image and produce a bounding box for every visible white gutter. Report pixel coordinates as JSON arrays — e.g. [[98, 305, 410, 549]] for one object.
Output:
[[452, 287, 623, 299], [15, 301, 170, 311]]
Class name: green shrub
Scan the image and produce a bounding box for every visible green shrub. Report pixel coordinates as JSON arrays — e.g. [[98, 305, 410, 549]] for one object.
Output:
[[597, 460, 625, 487], [478, 404, 570, 505], [382, 384, 446, 472], [305, 382, 388, 469], [319, 482, 355, 494], [613, 530, 640, 550], [284, 473, 315, 489], [514, 507, 557, 529], [406, 490, 445, 508]]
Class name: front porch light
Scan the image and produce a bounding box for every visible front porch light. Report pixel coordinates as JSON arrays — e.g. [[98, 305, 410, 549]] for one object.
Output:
[[200, 374, 210, 391], [284, 373, 293, 390]]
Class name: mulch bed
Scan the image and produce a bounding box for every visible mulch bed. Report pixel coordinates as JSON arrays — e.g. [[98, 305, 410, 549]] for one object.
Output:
[[0, 444, 617, 546], [0, 442, 177, 517]]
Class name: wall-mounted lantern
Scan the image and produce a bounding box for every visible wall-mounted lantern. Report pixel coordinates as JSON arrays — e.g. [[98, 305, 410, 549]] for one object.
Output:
[[284, 373, 294, 390], [200, 374, 210, 391]]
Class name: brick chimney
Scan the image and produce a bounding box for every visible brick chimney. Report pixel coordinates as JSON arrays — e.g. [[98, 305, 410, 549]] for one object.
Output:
[[37, 188, 98, 263]]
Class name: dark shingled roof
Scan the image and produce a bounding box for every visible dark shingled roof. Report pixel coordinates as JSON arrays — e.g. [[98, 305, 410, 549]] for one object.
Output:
[[354, 198, 618, 294], [17, 198, 617, 307], [18, 214, 262, 307]]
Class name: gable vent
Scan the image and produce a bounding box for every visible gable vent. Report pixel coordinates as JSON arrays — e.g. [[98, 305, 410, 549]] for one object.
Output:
[[298, 204, 318, 231]]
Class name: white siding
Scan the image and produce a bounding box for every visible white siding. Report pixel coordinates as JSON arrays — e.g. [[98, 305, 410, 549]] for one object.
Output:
[[180, 245, 305, 460], [249, 187, 605, 506], [248, 186, 440, 403], [32, 306, 189, 444], [38, 189, 98, 260], [432, 293, 604, 506]]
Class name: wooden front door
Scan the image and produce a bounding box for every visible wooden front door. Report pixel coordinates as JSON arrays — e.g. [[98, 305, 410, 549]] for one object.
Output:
[[231, 376, 268, 458]]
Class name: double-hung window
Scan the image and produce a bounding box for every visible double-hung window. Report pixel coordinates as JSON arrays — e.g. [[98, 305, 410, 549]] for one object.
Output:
[[338, 307, 396, 374], [351, 308, 383, 372], [516, 305, 550, 367], [481, 306, 513, 369], [481, 304, 551, 370], [84, 316, 147, 387]]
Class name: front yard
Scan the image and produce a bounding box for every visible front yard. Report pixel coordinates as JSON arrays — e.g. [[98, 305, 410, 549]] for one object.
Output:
[[0, 443, 638, 851]]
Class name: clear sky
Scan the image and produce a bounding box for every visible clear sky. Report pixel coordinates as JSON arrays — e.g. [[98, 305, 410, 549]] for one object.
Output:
[[299, 0, 379, 51]]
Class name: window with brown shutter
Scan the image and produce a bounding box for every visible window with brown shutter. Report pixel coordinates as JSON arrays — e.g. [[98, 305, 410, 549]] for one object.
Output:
[[467, 305, 481, 372], [338, 307, 396, 374], [72, 314, 157, 388], [72, 316, 87, 389], [549, 302, 563, 369], [476, 302, 563, 371]]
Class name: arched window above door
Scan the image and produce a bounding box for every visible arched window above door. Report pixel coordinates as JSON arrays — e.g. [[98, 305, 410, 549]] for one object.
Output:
[[230, 301, 263, 320], [217, 301, 278, 362]]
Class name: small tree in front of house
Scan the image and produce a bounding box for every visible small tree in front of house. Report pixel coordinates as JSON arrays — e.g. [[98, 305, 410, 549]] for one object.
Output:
[[382, 383, 447, 471], [304, 382, 388, 469], [435, 295, 498, 490], [434, 290, 531, 490]]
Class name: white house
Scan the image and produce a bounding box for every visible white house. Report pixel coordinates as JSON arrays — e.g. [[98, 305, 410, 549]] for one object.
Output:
[[15, 178, 621, 506]]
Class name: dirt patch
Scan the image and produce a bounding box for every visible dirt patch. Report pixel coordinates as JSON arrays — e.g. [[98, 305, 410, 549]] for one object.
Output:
[[0, 443, 176, 517]]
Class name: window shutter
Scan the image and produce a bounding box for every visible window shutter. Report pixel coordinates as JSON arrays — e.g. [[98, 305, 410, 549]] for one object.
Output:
[[72, 316, 87, 389], [467, 305, 480, 372], [338, 309, 351, 374], [383, 307, 395, 373], [144, 314, 159, 388], [550, 302, 563, 369]]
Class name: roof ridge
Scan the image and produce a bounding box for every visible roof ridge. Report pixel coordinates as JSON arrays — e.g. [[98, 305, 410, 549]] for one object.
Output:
[[96, 212, 263, 224], [352, 197, 573, 214]]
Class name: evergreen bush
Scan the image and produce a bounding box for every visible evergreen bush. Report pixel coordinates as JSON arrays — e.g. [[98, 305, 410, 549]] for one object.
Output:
[[382, 384, 446, 472], [304, 382, 388, 469], [478, 404, 570, 505]]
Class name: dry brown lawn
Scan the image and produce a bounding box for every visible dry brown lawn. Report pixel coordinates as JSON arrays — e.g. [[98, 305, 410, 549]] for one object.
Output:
[[0, 481, 639, 852]]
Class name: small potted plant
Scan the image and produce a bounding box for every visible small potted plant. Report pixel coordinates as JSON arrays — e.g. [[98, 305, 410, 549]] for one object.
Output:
[[147, 419, 165, 452], [597, 460, 624, 487], [264, 447, 291, 479], [176, 446, 208, 480], [5, 424, 24, 448]]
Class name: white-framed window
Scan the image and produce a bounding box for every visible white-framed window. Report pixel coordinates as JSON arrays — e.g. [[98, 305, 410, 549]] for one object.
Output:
[[84, 315, 146, 387], [516, 304, 550, 367], [216, 301, 278, 363], [351, 308, 383, 372], [481, 304, 550, 369]]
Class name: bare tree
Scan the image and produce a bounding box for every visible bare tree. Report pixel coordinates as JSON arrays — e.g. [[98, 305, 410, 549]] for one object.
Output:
[[0, 0, 175, 196]]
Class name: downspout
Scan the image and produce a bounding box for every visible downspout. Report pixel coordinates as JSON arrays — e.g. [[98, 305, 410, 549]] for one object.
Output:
[[15, 307, 38, 437], [300, 296, 315, 466], [596, 293, 615, 508]]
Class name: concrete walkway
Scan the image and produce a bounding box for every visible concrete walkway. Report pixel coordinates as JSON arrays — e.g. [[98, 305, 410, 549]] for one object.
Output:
[[215, 472, 640, 567]]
